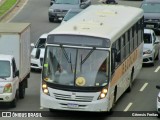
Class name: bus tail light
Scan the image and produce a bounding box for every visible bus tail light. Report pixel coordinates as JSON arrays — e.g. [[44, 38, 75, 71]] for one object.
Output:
[[42, 83, 50, 96], [98, 88, 108, 100]]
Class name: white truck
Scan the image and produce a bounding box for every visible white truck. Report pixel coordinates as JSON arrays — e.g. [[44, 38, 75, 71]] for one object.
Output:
[[0, 23, 31, 107]]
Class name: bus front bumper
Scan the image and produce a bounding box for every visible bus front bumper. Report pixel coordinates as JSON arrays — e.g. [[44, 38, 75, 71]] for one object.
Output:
[[40, 93, 109, 112]]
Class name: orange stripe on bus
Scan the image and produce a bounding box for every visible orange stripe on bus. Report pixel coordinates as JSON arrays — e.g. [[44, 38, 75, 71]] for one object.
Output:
[[110, 48, 140, 87]]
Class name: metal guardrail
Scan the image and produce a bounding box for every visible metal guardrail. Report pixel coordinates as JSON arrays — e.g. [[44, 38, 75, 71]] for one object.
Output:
[[0, 0, 20, 21]]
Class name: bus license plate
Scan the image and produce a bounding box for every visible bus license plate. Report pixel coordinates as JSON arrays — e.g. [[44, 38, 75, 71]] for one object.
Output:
[[67, 103, 79, 108]]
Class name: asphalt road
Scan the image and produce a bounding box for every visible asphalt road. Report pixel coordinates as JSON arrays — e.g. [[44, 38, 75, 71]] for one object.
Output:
[[1, 0, 160, 120]]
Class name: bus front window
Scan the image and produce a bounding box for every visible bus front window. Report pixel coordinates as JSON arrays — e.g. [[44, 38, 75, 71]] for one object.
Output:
[[42, 46, 109, 87]]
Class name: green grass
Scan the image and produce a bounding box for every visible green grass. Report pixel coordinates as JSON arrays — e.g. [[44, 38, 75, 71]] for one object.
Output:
[[0, 0, 17, 17]]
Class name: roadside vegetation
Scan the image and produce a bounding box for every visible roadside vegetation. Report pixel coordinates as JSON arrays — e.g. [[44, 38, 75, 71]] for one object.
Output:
[[0, 0, 17, 17]]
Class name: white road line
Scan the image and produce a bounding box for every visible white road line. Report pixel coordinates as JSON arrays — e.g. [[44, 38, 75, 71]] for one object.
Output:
[[139, 83, 148, 92], [124, 102, 133, 112], [154, 66, 160, 72], [40, 107, 44, 109]]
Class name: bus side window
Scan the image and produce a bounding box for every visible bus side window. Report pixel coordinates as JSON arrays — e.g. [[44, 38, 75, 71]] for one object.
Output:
[[111, 49, 116, 74], [115, 38, 121, 67]]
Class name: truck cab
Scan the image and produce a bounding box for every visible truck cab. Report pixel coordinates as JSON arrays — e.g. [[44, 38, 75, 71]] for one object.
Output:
[[0, 54, 19, 107]]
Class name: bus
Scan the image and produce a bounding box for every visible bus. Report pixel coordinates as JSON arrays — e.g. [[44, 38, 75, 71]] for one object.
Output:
[[40, 5, 144, 112]]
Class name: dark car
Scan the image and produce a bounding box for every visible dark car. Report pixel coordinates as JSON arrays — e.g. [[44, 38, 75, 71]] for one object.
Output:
[[48, 0, 91, 22], [140, 0, 160, 34]]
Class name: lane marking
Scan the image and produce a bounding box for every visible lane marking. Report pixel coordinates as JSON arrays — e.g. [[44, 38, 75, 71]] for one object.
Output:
[[154, 66, 160, 72], [40, 107, 44, 109], [139, 83, 148, 92], [124, 102, 133, 112]]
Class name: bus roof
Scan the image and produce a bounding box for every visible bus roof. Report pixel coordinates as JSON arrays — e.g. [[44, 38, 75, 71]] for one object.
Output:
[[48, 5, 143, 42]]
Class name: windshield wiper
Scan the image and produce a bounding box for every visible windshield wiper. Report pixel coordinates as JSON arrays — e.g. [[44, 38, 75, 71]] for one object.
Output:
[[81, 49, 95, 65], [61, 46, 73, 71]]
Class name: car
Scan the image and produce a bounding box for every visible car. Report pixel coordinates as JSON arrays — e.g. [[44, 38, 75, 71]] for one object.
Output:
[[30, 33, 47, 70], [61, 9, 82, 24], [143, 29, 160, 65], [156, 85, 160, 116], [140, 0, 160, 34], [48, 0, 91, 22]]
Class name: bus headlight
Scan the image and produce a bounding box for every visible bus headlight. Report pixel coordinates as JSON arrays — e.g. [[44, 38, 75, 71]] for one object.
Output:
[[3, 83, 12, 93], [98, 88, 108, 99], [42, 83, 50, 95]]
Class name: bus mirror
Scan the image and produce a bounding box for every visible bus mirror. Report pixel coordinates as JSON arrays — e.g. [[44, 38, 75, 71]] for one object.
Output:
[[35, 48, 40, 59]]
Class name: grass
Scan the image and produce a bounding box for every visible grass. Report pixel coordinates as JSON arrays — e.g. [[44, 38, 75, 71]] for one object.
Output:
[[0, 0, 17, 17]]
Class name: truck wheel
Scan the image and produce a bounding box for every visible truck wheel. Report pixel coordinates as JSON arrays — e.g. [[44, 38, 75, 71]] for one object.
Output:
[[10, 90, 18, 108], [10, 99, 16, 108], [19, 84, 25, 99]]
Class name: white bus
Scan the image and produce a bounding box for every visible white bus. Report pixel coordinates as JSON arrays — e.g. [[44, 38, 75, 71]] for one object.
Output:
[[40, 5, 144, 112]]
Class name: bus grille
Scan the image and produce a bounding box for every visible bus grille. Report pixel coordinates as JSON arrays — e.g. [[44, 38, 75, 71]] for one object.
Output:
[[53, 93, 94, 102]]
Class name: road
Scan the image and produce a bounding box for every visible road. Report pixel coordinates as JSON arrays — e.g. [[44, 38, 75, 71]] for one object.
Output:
[[0, 0, 160, 120]]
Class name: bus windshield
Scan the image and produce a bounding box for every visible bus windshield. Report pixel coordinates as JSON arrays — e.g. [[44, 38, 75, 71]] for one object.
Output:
[[42, 46, 109, 87]]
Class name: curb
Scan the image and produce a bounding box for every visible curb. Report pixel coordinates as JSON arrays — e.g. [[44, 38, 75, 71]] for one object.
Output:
[[0, 0, 20, 21]]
